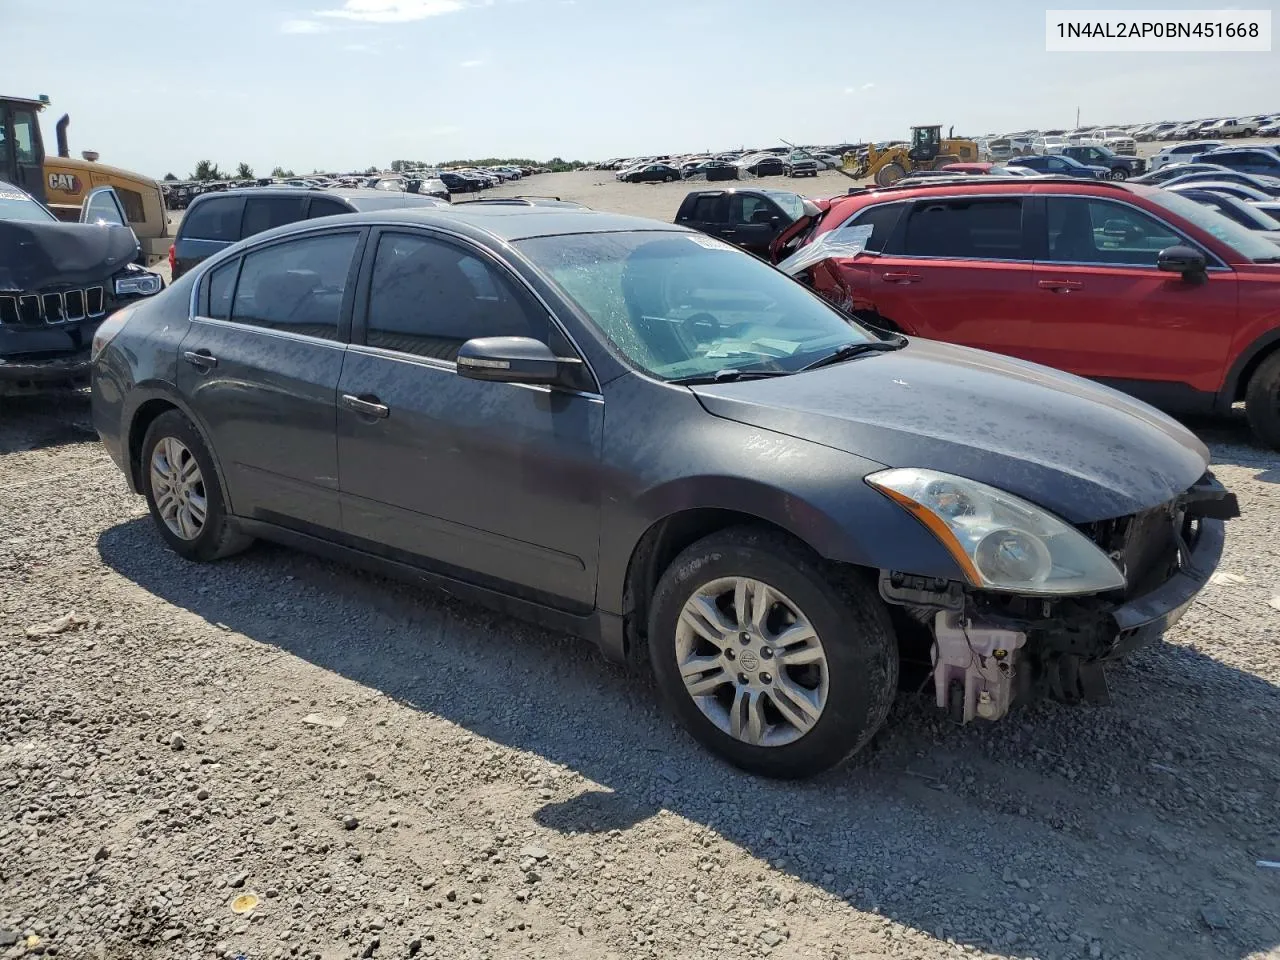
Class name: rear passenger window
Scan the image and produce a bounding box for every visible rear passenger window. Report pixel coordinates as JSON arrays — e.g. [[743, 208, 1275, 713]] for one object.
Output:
[[229, 233, 359, 341], [181, 197, 244, 242], [242, 196, 309, 238], [308, 197, 352, 219], [206, 260, 238, 320], [903, 198, 1026, 259], [687, 194, 728, 222]]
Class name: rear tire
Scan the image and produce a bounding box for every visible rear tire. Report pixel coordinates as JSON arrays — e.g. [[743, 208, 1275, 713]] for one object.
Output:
[[647, 526, 898, 779], [140, 410, 252, 562], [1245, 351, 1280, 450], [875, 162, 907, 187]]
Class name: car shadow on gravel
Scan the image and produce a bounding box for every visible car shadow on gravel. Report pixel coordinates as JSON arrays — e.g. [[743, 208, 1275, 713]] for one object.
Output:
[[0, 394, 96, 454], [98, 518, 1280, 960]]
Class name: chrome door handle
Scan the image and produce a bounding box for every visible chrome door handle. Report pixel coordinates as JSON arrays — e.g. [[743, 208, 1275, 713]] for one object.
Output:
[[183, 350, 217, 370], [1038, 280, 1083, 293], [882, 272, 922, 284], [341, 394, 390, 419]]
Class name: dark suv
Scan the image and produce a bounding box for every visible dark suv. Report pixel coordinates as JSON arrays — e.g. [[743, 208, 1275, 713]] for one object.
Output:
[[92, 205, 1234, 778], [675, 188, 817, 257], [170, 187, 447, 280]]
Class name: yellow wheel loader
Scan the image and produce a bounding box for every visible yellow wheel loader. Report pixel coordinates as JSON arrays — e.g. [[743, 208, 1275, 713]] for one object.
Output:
[[845, 125, 981, 186], [1, 94, 171, 265]]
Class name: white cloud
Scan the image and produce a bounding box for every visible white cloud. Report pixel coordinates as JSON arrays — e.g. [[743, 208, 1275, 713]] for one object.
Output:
[[316, 0, 468, 22], [862, 82, 876, 91], [281, 18, 331, 32], [429, 125, 462, 136], [459, 58, 485, 67], [842, 87, 855, 95]]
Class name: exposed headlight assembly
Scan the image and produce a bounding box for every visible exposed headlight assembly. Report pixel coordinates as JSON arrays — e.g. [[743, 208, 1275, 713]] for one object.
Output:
[[113, 265, 163, 297], [866, 468, 1126, 596]]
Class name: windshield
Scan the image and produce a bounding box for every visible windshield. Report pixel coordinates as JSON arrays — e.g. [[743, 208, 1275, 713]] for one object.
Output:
[[0, 188, 57, 223], [1147, 189, 1280, 261], [517, 231, 878, 381]]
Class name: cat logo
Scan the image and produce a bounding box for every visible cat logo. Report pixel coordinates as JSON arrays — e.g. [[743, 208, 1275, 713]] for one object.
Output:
[[47, 172, 82, 194]]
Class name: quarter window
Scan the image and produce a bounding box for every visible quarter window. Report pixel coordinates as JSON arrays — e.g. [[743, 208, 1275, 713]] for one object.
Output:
[[1044, 198, 1182, 267], [182, 196, 245, 242], [308, 196, 352, 219], [230, 233, 358, 340], [364, 232, 547, 361], [902, 198, 1026, 259], [843, 202, 906, 253], [206, 260, 238, 320]]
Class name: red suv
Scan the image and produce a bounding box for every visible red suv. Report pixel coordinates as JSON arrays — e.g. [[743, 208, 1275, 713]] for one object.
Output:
[[771, 177, 1280, 447]]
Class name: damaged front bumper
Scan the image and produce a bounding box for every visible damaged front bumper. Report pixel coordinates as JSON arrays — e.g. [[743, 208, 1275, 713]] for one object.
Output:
[[880, 475, 1235, 724], [0, 346, 94, 395]]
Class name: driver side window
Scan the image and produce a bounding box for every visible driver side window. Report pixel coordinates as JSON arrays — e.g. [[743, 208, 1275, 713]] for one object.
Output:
[[732, 195, 776, 226], [364, 232, 548, 362]]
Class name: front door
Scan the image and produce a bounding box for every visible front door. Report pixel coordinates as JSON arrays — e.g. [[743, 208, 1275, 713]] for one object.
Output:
[[727, 193, 784, 257], [863, 195, 1040, 354], [178, 229, 364, 532], [1028, 195, 1236, 404], [336, 228, 603, 610]]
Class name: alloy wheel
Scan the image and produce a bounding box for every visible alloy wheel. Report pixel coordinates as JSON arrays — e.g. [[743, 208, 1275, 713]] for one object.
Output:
[[150, 436, 207, 541], [674, 577, 829, 747]]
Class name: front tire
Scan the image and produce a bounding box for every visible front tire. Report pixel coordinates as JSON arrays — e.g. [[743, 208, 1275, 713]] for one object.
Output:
[[1245, 351, 1280, 450], [140, 410, 252, 562], [647, 527, 898, 779], [875, 162, 907, 187], [1111, 167, 1129, 180]]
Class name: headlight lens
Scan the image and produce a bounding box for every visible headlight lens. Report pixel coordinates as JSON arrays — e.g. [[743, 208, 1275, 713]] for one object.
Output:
[[113, 266, 163, 297], [866, 468, 1126, 595]]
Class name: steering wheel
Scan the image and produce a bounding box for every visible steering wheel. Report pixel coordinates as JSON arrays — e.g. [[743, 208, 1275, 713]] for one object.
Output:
[[685, 311, 722, 341]]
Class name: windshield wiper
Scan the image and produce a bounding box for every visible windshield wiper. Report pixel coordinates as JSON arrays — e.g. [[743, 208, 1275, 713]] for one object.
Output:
[[671, 368, 792, 385], [800, 335, 907, 371]]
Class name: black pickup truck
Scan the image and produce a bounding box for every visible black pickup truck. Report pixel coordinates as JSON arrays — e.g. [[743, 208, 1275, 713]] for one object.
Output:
[[674, 188, 818, 257], [1058, 145, 1146, 180]]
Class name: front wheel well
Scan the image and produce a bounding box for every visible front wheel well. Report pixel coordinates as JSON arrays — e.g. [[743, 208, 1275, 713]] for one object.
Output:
[[127, 399, 180, 488], [1232, 340, 1280, 403], [621, 510, 831, 666]]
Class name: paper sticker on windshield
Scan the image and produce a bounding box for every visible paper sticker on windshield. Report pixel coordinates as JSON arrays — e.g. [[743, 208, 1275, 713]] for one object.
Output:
[[686, 234, 735, 251]]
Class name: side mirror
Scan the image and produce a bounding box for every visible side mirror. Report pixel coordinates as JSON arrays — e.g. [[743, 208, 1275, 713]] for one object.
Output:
[[1157, 245, 1207, 278], [456, 336, 578, 386]]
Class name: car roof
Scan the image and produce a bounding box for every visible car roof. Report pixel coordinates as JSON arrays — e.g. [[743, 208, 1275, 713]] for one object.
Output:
[[244, 205, 689, 245], [831, 176, 1153, 207]]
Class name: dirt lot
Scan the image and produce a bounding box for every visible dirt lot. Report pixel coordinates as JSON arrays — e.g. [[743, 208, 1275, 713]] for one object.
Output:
[[5, 164, 1280, 960]]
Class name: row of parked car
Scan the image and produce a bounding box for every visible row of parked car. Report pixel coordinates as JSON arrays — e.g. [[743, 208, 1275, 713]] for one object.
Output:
[[162, 165, 542, 210], [613, 150, 845, 184]]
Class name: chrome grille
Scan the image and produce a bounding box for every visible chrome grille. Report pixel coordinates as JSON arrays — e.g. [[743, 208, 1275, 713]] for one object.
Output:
[[0, 287, 106, 326]]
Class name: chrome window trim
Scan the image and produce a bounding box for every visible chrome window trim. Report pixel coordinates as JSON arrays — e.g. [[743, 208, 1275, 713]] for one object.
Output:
[[189, 314, 347, 350], [186, 218, 603, 393], [346, 342, 604, 402], [868, 190, 1232, 270]]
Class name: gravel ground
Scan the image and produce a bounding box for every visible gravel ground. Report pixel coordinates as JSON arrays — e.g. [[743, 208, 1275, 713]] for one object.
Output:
[[5, 167, 1280, 960]]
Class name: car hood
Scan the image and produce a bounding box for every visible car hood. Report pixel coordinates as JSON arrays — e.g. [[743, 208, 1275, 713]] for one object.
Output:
[[0, 220, 138, 292], [690, 339, 1209, 524]]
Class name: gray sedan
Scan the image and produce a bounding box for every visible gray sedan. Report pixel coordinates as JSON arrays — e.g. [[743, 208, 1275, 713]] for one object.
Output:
[[90, 206, 1235, 777]]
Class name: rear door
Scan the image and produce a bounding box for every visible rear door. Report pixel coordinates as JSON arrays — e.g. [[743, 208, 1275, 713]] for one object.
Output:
[[1028, 195, 1235, 404], [336, 228, 603, 610], [675, 192, 730, 240], [863, 195, 1040, 354], [173, 195, 245, 279], [178, 228, 365, 531]]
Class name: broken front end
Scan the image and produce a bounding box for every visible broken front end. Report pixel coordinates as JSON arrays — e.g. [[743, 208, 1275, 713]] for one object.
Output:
[[873, 470, 1238, 723], [0, 218, 163, 395]]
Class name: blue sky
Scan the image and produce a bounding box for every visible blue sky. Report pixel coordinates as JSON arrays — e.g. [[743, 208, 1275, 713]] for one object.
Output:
[[4, 0, 1277, 176]]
